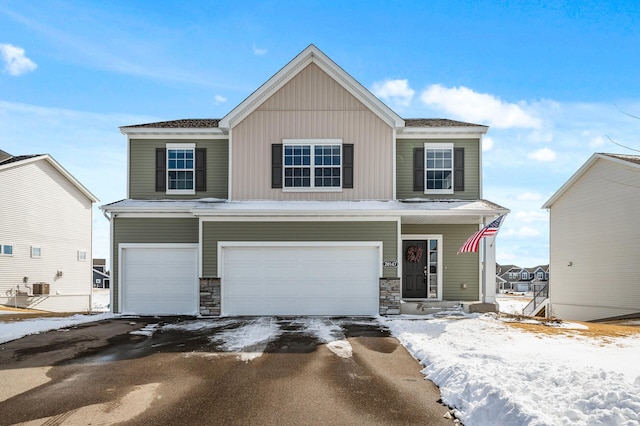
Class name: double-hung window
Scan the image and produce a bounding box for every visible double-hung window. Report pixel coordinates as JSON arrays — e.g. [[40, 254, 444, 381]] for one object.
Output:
[[166, 143, 195, 194], [283, 139, 342, 190], [424, 143, 453, 194]]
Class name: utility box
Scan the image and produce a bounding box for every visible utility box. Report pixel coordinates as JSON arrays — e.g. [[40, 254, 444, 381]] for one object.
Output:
[[32, 283, 50, 295]]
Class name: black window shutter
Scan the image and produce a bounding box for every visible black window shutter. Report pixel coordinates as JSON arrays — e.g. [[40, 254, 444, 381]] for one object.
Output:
[[413, 147, 424, 192], [195, 148, 206, 191], [454, 147, 465, 191], [343, 144, 354, 189], [272, 144, 283, 188], [155, 148, 166, 192]]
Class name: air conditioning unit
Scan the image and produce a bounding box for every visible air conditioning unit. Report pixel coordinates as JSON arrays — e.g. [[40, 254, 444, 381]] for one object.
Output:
[[33, 283, 50, 295]]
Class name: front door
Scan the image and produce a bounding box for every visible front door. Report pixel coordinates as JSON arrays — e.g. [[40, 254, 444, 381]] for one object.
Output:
[[402, 240, 427, 298], [402, 239, 440, 299]]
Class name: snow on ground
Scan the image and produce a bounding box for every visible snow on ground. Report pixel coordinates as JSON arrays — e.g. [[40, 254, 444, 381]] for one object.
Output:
[[383, 314, 640, 426], [0, 313, 114, 344], [496, 294, 532, 316], [2, 312, 639, 425], [91, 289, 111, 312]]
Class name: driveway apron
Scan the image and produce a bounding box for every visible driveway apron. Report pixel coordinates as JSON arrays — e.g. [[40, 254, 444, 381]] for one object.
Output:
[[0, 317, 454, 425]]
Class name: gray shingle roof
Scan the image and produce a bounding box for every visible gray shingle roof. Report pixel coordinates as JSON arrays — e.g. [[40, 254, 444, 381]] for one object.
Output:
[[600, 153, 640, 166], [122, 117, 487, 129], [404, 118, 487, 128], [0, 154, 43, 166], [122, 119, 221, 128]]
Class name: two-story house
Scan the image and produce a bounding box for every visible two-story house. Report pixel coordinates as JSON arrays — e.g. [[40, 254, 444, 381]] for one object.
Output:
[[1, 152, 98, 312], [102, 45, 509, 316], [497, 264, 549, 293]]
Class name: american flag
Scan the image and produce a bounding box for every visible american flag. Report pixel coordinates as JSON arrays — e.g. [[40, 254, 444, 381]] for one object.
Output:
[[458, 215, 505, 254]]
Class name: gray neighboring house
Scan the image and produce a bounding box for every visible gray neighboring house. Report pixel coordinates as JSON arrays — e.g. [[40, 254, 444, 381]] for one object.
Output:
[[543, 153, 640, 321], [497, 264, 549, 293], [93, 258, 110, 288], [0, 152, 98, 312], [101, 44, 509, 317]]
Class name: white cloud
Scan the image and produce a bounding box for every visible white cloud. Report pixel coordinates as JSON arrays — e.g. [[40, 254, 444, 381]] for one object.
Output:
[[515, 211, 548, 223], [0, 43, 37, 76], [214, 95, 227, 105], [527, 147, 556, 162], [420, 84, 542, 129], [253, 45, 267, 56], [482, 136, 494, 151], [588, 135, 606, 148], [517, 192, 542, 201], [371, 79, 415, 107], [503, 226, 540, 238]]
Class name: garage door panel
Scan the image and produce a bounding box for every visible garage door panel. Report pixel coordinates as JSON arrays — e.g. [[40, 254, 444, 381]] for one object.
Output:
[[122, 246, 198, 315], [222, 245, 380, 316]]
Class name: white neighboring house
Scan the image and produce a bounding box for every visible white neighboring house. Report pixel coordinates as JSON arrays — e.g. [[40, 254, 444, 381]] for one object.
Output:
[[543, 153, 640, 321], [0, 152, 99, 312]]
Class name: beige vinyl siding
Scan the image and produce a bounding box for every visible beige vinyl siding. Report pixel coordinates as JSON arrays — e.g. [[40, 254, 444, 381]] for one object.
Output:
[[232, 63, 394, 200], [549, 158, 640, 321], [396, 139, 480, 200], [129, 139, 228, 199], [402, 224, 479, 300], [0, 160, 93, 312], [202, 221, 397, 278], [111, 217, 199, 312]]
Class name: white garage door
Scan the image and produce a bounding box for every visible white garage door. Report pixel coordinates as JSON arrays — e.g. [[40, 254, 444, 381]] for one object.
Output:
[[221, 243, 381, 316], [120, 244, 198, 315]]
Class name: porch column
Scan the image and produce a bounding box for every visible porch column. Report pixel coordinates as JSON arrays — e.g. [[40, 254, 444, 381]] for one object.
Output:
[[483, 236, 497, 304]]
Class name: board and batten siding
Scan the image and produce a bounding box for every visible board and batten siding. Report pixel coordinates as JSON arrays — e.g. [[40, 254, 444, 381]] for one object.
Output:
[[111, 217, 199, 312], [402, 224, 480, 300], [231, 63, 394, 201], [396, 139, 480, 200], [549, 158, 640, 321], [0, 160, 93, 312], [128, 139, 228, 199], [202, 221, 397, 278]]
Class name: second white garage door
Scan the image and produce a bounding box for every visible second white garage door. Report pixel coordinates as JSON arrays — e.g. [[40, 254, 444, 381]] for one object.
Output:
[[221, 243, 381, 316]]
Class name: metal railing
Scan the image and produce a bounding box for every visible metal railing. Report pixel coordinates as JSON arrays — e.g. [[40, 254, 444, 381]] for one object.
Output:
[[522, 284, 549, 317]]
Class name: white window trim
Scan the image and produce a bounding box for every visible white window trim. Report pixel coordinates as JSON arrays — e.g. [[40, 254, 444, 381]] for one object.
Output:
[[31, 246, 42, 258], [166, 143, 196, 195], [78, 250, 88, 261], [521, 272, 529, 280], [95, 279, 102, 284], [424, 142, 454, 195], [282, 139, 343, 192], [0, 243, 13, 256]]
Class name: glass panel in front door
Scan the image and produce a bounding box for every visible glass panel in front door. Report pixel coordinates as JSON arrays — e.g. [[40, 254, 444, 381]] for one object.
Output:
[[428, 239, 438, 299]]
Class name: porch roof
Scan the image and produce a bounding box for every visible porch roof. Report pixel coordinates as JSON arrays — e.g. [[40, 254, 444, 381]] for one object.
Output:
[[102, 198, 509, 224]]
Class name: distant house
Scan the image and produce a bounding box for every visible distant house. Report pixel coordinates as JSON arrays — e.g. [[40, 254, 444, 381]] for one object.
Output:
[[543, 153, 640, 321], [0, 152, 98, 312], [497, 264, 549, 293], [93, 258, 110, 289]]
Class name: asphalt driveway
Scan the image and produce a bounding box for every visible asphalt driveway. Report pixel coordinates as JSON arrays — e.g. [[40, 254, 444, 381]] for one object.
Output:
[[0, 317, 455, 425]]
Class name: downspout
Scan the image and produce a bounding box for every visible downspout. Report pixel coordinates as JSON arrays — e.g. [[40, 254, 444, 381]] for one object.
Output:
[[101, 208, 114, 313]]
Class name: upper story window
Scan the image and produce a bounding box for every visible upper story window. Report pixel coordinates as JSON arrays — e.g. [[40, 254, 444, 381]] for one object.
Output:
[[166, 143, 195, 194], [414, 143, 463, 194], [537, 271, 544, 280], [155, 143, 206, 195], [78, 250, 88, 261], [425, 143, 453, 194], [508, 272, 517, 280], [0, 244, 13, 256], [521, 271, 529, 280]]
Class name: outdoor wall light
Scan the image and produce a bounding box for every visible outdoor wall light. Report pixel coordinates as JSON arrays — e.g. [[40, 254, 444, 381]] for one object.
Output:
[[567, 261, 573, 267], [56, 270, 63, 277], [461, 283, 467, 289], [22, 276, 28, 283]]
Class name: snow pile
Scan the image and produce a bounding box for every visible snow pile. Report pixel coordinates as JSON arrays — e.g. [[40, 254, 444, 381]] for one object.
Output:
[[0, 313, 114, 344], [384, 315, 640, 426], [209, 317, 282, 362], [130, 323, 160, 337], [496, 295, 531, 316]]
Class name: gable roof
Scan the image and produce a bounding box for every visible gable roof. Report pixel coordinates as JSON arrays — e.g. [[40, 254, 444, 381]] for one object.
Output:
[[542, 153, 640, 209], [0, 154, 99, 203], [219, 44, 405, 130], [0, 149, 12, 162]]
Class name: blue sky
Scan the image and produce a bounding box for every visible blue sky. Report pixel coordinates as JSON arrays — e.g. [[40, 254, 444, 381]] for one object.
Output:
[[2, 0, 640, 268]]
